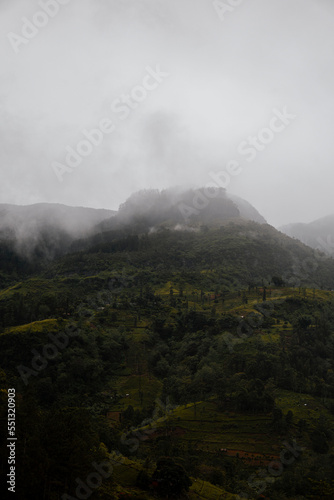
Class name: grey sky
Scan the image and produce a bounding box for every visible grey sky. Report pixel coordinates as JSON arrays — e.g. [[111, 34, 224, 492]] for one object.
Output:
[[1, 0, 334, 227]]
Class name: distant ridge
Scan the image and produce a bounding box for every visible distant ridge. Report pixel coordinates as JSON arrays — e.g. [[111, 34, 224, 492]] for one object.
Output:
[[0, 203, 115, 236], [0, 203, 116, 259], [280, 214, 334, 255]]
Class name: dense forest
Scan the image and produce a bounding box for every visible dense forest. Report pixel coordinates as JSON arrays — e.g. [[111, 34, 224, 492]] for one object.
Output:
[[1, 195, 334, 499]]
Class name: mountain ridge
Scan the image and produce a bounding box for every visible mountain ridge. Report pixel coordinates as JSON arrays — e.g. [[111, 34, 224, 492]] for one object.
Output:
[[280, 214, 334, 255], [0, 189, 265, 262]]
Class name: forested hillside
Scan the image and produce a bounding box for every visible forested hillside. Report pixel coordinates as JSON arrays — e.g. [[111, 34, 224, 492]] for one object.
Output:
[[1, 197, 334, 499]]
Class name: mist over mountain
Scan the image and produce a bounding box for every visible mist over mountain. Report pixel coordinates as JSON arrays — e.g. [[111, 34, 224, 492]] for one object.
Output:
[[97, 187, 266, 232], [0, 203, 116, 260], [0, 189, 264, 259], [4, 189, 334, 294], [280, 214, 334, 256], [0, 188, 266, 286], [227, 193, 266, 224]]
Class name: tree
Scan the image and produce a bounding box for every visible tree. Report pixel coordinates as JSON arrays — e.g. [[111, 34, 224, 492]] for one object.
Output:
[[272, 276, 284, 287], [169, 286, 175, 307], [136, 469, 150, 489], [262, 286, 267, 302], [308, 478, 334, 498], [296, 315, 312, 331], [151, 457, 192, 497], [272, 408, 284, 432], [285, 410, 293, 427], [310, 429, 329, 453]]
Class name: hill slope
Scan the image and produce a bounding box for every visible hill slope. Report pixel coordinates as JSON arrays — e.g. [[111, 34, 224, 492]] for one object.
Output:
[[54, 220, 334, 293]]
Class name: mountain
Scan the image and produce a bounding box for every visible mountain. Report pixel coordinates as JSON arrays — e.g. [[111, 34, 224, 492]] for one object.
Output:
[[55, 218, 334, 293], [280, 214, 334, 255], [0, 189, 264, 260], [2, 193, 334, 499], [0, 203, 115, 237], [0, 190, 265, 259], [228, 193, 266, 224], [3, 191, 334, 292], [0, 203, 116, 260], [96, 187, 266, 233]]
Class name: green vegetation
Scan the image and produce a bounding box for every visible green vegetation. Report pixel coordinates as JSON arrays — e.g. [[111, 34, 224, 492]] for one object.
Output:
[[1, 218, 334, 499]]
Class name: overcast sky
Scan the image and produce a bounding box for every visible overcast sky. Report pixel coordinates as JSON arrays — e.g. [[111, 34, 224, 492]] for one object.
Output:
[[1, 0, 334, 227]]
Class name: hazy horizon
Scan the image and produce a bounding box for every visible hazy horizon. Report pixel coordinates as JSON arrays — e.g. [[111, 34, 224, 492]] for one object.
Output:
[[1, 0, 334, 228]]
